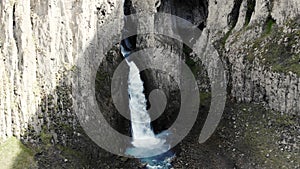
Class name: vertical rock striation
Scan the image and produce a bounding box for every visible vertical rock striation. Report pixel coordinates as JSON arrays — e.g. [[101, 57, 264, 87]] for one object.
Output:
[[0, 0, 121, 142], [0, 0, 299, 146], [219, 0, 300, 114]]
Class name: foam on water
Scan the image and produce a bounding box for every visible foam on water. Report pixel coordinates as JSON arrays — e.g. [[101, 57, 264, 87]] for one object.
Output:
[[127, 61, 156, 142], [121, 2, 174, 164], [125, 60, 174, 168]]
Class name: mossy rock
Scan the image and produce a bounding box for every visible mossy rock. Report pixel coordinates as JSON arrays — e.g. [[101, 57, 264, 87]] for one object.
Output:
[[233, 103, 299, 168], [241, 18, 300, 76], [0, 137, 37, 169]]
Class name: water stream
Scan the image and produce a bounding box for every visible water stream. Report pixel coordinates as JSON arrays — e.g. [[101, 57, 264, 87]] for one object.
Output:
[[120, 41, 174, 169], [121, 2, 174, 167], [121, 46, 173, 167], [127, 61, 162, 147]]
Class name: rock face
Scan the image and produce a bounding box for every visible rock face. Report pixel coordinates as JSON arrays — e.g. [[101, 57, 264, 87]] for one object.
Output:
[[195, 0, 300, 115], [218, 0, 300, 114], [0, 0, 121, 142], [0, 0, 299, 152]]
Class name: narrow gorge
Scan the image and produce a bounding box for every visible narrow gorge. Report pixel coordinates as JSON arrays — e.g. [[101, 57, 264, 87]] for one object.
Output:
[[0, 0, 299, 168]]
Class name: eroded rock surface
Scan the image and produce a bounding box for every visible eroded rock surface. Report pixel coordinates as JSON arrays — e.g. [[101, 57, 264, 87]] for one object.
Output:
[[0, 0, 299, 168]]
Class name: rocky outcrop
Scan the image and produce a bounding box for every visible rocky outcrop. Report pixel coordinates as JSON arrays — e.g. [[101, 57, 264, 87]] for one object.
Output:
[[219, 0, 300, 114], [0, 0, 121, 142], [225, 25, 300, 114], [0, 0, 299, 148], [155, 0, 300, 115]]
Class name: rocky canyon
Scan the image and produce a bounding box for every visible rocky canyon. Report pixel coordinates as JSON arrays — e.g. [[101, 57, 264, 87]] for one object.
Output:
[[0, 0, 299, 168]]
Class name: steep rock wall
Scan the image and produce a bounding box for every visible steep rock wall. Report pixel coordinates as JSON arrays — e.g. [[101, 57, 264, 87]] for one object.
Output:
[[0, 0, 299, 145], [0, 0, 121, 142], [215, 0, 300, 114], [159, 0, 300, 114]]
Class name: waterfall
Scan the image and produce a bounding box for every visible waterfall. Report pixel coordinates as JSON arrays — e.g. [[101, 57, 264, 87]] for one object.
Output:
[[121, 42, 173, 168], [121, 1, 174, 167], [127, 61, 163, 147], [120, 39, 165, 150], [125, 59, 173, 168], [125, 58, 170, 153]]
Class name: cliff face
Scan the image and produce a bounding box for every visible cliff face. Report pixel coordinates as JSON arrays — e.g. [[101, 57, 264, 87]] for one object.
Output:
[[154, 0, 300, 115], [202, 0, 300, 115], [0, 0, 299, 147], [213, 0, 300, 114], [0, 0, 121, 141]]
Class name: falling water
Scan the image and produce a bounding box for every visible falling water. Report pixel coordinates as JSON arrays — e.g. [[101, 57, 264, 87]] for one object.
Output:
[[121, 1, 174, 167], [127, 61, 163, 147], [121, 45, 174, 168], [125, 59, 174, 169]]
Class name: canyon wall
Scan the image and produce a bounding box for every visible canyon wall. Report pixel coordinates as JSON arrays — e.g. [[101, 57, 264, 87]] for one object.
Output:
[[207, 0, 300, 114], [0, 0, 121, 143], [0, 0, 299, 145]]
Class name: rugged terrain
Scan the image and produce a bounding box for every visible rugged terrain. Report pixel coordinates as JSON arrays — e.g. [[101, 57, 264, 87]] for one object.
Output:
[[0, 0, 299, 168]]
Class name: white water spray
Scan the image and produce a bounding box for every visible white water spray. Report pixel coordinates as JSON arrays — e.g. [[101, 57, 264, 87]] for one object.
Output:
[[121, 1, 173, 165], [125, 59, 173, 169], [127, 61, 166, 149]]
